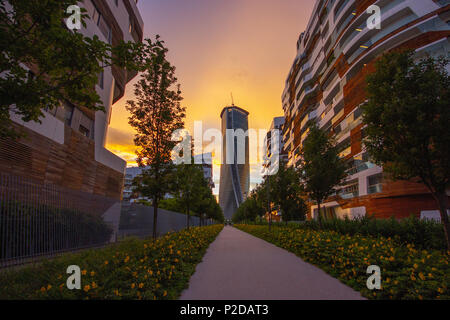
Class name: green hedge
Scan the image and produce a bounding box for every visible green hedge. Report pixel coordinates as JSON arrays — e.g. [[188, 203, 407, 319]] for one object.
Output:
[[0, 225, 223, 300], [236, 224, 449, 300], [253, 216, 447, 251]]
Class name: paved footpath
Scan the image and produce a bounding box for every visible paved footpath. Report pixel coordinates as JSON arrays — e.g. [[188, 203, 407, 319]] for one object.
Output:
[[180, 226, 365, 300]]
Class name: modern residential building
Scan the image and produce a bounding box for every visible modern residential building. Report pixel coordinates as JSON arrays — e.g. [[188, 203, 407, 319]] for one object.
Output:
[[281, 0, 450, 220], [262, 116, 288, 177], [219, 105, 250, 219], [1, 0, 144, 200]]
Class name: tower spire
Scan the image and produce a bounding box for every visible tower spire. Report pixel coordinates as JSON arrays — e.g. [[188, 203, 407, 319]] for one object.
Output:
[[230, 92, 235, 106]]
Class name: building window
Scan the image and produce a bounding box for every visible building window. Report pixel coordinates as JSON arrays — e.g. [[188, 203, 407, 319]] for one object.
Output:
[[85, 0, 112, 44], [63, 102, 74, 126], [367, 174, 383, 194], [339, 179, 359, 199], [79, 125, 90, 138], [115, 0, 119, 6], [98, 70, 104, 89]]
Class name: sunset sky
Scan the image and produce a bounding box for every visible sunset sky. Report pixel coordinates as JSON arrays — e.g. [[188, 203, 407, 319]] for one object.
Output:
[[105, 0, 316, 194]]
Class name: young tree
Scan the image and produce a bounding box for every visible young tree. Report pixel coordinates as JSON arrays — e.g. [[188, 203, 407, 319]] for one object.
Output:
[[232, 192, 264, 223], [197, 190, 224, 225], [171, 162, 206, 229], [363, 51, 450, 250], [1, 0, 142, 138], [126, 36, 186, 239], [270, 161, 307, 224], [298, 123, 348, 223]]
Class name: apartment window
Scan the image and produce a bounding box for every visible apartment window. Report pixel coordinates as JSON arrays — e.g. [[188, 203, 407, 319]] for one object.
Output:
[[98, 70, 104, 89], [44, 106, 58, 117], [115, 0, 119, 6], [339, 179, 359, 199], [79, 125, 90, 138], [91, 4, 100, 25], [98, 15, 112, 44], [63, 102, 74, 126], [85, 0, 112, 44], [368, 174, 383, 194]]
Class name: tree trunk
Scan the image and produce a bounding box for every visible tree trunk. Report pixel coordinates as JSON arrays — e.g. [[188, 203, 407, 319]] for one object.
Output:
[[434, 191, 450, 252], [317, 201, 322, 228], [153, 197, 158, 240], [187, 203, 190, 230]]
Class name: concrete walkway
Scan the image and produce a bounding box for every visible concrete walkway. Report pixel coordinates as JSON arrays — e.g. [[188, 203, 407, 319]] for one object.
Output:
[[180, 226, 365, 300]]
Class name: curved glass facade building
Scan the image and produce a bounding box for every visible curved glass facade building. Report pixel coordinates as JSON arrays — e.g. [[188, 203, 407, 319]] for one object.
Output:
[[282, 0, 450, 220], [219, 106, 250, 220]]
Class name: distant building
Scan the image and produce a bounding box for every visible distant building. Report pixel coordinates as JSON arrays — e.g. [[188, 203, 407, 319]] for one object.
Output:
[[262, 116, 288, 177], [219, 105, 250, 220], [123, 152, 215, 202], [194, 153, 215, 190]]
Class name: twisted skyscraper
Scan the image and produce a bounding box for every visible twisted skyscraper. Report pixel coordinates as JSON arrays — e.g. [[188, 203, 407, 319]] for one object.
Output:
[[219, 106, 250, 220]]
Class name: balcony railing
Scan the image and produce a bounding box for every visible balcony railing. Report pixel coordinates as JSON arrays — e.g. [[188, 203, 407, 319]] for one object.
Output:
[[368, 184, 383, 195], [347, 161, 376, 175]]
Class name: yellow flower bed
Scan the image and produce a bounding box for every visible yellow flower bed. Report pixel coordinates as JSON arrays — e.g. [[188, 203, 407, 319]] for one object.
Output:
[[0, 225, 223, 300], [236, 224, 449, 300]]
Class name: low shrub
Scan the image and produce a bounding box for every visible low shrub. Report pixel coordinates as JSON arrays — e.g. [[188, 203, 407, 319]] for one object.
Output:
[[0, 225, 223, 300], [253, 216, 447, 251], [236, 224, 449, 300]]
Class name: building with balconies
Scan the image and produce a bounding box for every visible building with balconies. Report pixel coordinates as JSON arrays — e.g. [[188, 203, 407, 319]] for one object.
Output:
[[1, 0, 144, 200], [262, 116, 288, 177], [282, 0, 450, 220]]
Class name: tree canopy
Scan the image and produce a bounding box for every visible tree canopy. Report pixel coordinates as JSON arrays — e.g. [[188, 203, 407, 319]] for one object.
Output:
[[233, 160, 307, 224], [0, 0, 143, 138], [126, 36, 185, 238], [363, 50, 450, 249], [298, 123, 348, 221]]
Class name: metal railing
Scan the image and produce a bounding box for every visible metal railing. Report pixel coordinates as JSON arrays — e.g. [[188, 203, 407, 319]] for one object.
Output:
[[0, 172, 117, 268]]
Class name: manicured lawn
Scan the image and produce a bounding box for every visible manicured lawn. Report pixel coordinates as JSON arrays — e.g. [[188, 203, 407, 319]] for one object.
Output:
[[0, 225, 223, 300], [235, 224, 449, 300]]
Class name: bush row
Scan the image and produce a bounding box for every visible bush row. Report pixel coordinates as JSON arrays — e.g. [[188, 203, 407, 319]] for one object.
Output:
[[236, 224, 449, 300], [0, 225, 223, 300], [253, 216, 447, 251]]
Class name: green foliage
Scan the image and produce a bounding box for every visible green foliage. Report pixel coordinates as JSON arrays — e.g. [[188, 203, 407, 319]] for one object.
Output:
[[363, 51, 449, 191], [0, 225, 223, 300], [159, 198, 186, 214], [267, 161, 307, 222], [0, 0, 143, 138], [237, 224, 450, 300], [165, 156, 223, 224], [170, 162, 207, 227], [126, 36, 186, 238], [232, 194, 264, 223], [285, 216, 447, 251], [297, 123, 347, 212], [363, 51, 450, 249], [234, 161, 307, 223]]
